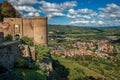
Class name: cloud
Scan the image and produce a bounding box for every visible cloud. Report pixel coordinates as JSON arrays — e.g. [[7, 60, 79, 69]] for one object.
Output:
[[8, 0, 39, 5], [7, 0, 77, 18], [97, 21, 104, 25], [39, 1, 77, 18], [7, 0, 40, 17], [67, 8, 97, 20], [91, 20, 96, 24], [14, 6, 38, 12], [98, 3, 120, 19], [70, 20, 90, 24], [6, 0, 120, 26], [27, 12, 39, 17], [68, 9, 76, 14], [69, 3, 120, 26]]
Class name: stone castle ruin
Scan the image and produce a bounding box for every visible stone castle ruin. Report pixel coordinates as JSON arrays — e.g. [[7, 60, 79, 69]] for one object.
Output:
[[0, 16, 48, 45], [0, 16, 48, 69]]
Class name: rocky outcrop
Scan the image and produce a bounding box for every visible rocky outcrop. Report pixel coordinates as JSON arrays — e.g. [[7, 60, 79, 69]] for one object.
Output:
[[0, 32, 4, 43], [21, 45, 35, 61], [0, 40, 21, 69], [0, 65, 23, 80]]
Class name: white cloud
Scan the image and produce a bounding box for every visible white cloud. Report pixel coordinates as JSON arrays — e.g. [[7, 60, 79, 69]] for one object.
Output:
[[66, 14, 76, 18], [83, 15, 91, 19], [39, 1, 77, 18], [14, 6, 38, 12], [98, 14, 105, 18], [8, 0, 38, 5], [91, 20, 96, 24], [67, 8, 97, 20], [98, 21, 104, 25], [98, 3, 120, 19], [68, 3, 120, 26], [52, 12, 65, 16], [6, 0, 120, 26], [25, 12, 39, 17], [68, 9, 76, 14], [28, 12, 34, 16], [99, 3, 120, 13], [7, 0, 40, 17], [70, 20, 89, 24], [78, 8, 97, 16]]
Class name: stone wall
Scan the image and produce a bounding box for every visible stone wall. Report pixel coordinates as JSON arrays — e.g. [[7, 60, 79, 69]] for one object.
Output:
[[0, 17, 48, 46], [33, 17, 48, 45], [0, 40, 21, 69]]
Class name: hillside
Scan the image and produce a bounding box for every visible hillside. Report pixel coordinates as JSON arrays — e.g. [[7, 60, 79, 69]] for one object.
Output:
[[48, 25, 120, 80], [48, 25, 120, 40]]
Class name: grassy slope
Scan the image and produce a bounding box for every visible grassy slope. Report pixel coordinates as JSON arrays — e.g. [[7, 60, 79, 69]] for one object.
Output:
[[13, 68, 47, 80], [52, 56, 107, 80]]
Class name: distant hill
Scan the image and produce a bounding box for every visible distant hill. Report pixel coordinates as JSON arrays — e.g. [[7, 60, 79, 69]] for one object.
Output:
[[0, 1, 21, 22], [48, 25, 120, 40]]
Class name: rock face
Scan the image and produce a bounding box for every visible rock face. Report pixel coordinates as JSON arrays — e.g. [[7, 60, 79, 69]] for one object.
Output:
[[21, 45, 35, 61], [0, 32, 4, 43], [39, 57, 54, 79], [0, 40, 21, 69], [0, 65, 23, 80]]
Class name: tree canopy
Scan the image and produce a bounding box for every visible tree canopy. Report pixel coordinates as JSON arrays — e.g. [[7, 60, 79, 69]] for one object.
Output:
[[0, 1, 21, 22]]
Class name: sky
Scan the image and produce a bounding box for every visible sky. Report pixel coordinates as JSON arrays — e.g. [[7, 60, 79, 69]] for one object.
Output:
[[1, 0, 120, 26]]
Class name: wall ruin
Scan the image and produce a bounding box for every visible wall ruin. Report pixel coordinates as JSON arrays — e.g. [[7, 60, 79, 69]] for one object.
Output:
[[0, 16, 48, 46]]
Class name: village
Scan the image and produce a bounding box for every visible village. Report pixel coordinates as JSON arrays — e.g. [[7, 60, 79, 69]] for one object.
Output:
[[52, 39, 114, 59]]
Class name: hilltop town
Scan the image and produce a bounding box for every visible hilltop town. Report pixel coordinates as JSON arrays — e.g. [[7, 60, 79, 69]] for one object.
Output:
[[53, 40, 114, 58]]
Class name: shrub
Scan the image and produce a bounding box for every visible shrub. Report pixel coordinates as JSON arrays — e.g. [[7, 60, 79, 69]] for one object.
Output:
[[14, 34, 20, 40], [35, 45, 51, 61], [4, 34, 13, 41], [21, 36, 33, 46], [28, 62, 39, 69], [15, 57, 28, 68]]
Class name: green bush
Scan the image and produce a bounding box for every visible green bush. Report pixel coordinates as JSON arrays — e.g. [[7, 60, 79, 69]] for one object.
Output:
[[35, 45, 51, 61], [14, 68, 47, 80], [14, 34, 20, 40], [4, 34, 13, 41], [28, 62, 39, 69], [15, 57, 28, 68], [21, 36, 33, 46]]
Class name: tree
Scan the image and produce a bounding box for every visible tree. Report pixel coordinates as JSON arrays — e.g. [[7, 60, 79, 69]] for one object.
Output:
[[21, 36, 34, 46], [4, 34, 13, 41], [0, 1, 21, 22], [35, 45, 51, 61]]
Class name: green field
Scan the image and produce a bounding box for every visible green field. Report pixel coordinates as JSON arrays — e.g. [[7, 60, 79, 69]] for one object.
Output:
[[48, 25, 120, 43]]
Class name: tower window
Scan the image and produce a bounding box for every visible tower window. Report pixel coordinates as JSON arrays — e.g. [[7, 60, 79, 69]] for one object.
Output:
[[14, 24, 20, 33], [41, 36, 43, 39]]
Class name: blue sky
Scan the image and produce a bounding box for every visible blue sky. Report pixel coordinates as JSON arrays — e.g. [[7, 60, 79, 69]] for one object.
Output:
[[1, 0, 120, 26]]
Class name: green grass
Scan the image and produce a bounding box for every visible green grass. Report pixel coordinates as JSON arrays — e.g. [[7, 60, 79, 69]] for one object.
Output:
[[52, 55, 120, 80], [52, 56, 107, 80], [13, 68, 47, 80]]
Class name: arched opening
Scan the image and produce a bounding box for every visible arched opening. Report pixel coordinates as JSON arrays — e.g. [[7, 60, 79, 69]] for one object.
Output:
[[14, 34, 20, 40]]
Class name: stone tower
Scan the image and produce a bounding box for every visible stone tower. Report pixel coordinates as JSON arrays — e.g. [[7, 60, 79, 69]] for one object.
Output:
[[33, 17, 48, 45]]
